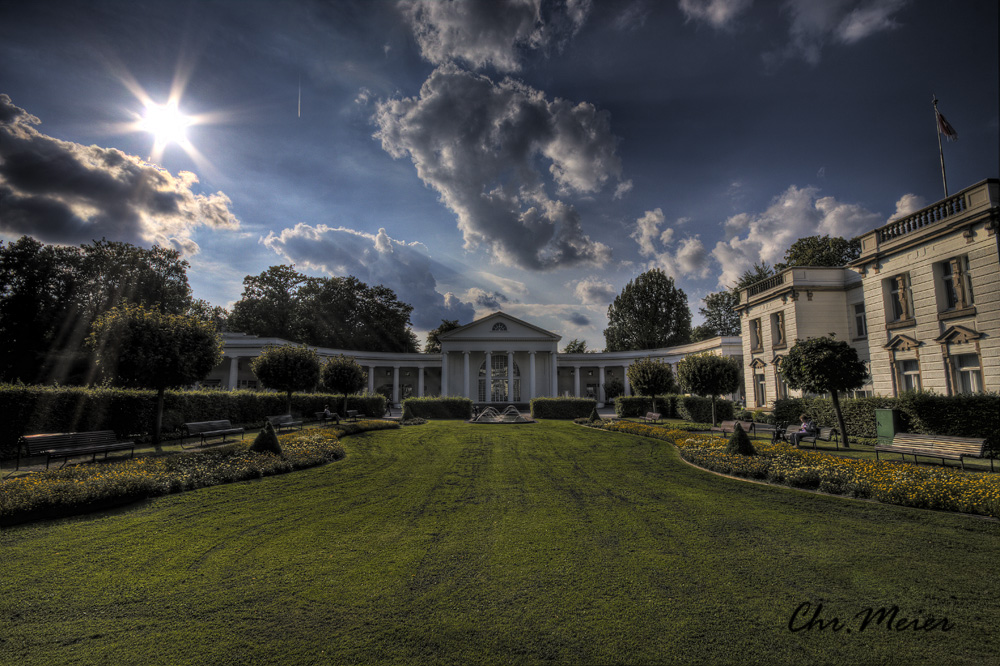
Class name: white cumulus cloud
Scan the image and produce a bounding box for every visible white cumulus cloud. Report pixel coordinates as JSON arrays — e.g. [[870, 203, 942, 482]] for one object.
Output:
[[374, 65, 621, 271]]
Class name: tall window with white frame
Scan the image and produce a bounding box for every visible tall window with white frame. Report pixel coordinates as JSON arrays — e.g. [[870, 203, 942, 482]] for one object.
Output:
[[753, 370, 767, 407], [952, 353, 982, 394], [898, 359, 921, 392]]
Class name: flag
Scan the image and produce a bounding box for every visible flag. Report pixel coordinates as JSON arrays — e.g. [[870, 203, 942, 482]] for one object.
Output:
[[937, 110, 958, 141]]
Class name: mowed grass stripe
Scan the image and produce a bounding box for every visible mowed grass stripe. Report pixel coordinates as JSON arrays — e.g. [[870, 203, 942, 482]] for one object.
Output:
[[1, 421, 997, 665]]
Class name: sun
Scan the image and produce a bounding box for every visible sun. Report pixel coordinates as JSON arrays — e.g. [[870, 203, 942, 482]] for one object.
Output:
[[140, 100, 192, 148]]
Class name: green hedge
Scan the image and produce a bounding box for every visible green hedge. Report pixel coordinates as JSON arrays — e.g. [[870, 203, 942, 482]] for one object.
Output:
[[0, 384, 386, 458], [401, 397, 472, 420], [774, 392, 1000, 453], [615, 395, 734, 422], [529, 397, 597, 419]]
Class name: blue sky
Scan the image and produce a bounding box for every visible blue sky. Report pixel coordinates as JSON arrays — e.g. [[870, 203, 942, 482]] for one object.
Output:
[[1, 0, 997, 349]]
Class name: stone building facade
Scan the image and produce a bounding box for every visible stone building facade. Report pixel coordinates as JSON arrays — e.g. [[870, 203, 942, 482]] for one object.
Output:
[[738, 178, 999, 408]]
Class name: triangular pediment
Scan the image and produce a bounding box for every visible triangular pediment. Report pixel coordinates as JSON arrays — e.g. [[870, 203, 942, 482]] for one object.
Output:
[[935, 325, 981, 345], [884, 334, 921, 351], [772, 354, 785, 367], [749, 357, 768, 369], [439, 311, 561, 342]]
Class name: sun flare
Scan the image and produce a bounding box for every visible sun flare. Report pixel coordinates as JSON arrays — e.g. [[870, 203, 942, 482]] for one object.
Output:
[[140, 101, 192, 147]]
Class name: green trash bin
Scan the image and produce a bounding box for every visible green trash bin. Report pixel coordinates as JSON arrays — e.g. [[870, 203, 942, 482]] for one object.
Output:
[[875, 409, 901, 447]]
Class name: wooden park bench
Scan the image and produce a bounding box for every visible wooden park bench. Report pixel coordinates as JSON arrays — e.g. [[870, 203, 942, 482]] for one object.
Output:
[[315, 411, 341, 426], [749, 422, 775, 441], [182, 420, 244, 447], [345, 410, 367, 422], [266, 414, 303, 433], [17, 430, 135, 470], [776, 424, 800, 443], [640, 412, 661, 423], [800, 426, 840, 450], [875, 433, 992, 471], [710, 420, 737, 435]]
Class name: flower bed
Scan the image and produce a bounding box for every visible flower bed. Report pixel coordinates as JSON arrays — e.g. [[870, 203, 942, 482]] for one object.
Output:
[[0, 420, 398, 526], [593, 422, 1000, 518]]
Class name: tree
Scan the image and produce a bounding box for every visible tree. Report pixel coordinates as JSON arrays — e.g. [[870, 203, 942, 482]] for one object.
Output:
[[725, 423, 757, 456], [321, 354, 367, 415], [779, 336, 869, 448], [424, 319, 462, 353], [695, 290, 741, 338], [626, 357, 677, 398], [676, 353, 742, 425], [774, 235, 861, 271], [603, 377, 624, 402], [250, 344, 321, 414], [562, 338, 588, 353], [604, 269, 692, 351], [228, 265, 304, 340], [732, 262, 775, 292], [228, 266, 419, 353], [87, 303, 223, 449], [0, 236, 199, 385]]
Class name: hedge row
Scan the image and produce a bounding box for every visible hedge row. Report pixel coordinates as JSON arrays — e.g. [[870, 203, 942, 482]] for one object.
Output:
[[774, 392, 1000, 453], [0, 384, 386, 458], [615, 395, 735, 423], [529, 397, 597, 419], [401, 396, 473, 420]]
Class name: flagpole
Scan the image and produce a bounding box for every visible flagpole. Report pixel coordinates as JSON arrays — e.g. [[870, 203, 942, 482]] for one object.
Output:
[[932, 94, 949, 198]]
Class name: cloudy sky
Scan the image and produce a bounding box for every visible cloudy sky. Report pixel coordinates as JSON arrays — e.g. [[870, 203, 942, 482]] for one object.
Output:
[[1, 0, 997, 349]]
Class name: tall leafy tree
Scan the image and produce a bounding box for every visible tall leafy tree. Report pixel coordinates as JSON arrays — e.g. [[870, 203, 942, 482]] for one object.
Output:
[[562, 338, 588, 353], [604, 269, 691, 351], [228, 265, 304, 340], [780, 336, 869, 448], [321, 354, 367, 415], [774, 235, 862, 271], [250, 344, 321, 414], [693, 290, 741, 339], [424, 319, 462, 353], [676, 353, 742, 425], [87, 303, 223, 449], [732, 262, 775, 292]]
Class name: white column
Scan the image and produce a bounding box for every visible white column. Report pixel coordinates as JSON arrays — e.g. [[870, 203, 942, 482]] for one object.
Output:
[[599, 366, 606, 406], [507, 350, 515, 402], [573, 365, 581, 398], [485, 351, 492, 402], [551, 350, 559, 396], [441, 352, 449, 396], [463, 351, 470, 399], [367, 365, 376, 394], [392, 366, 400, 405], [227, 356, 240, 389], [529, 351, 536, 400], [624, 363, 631, 396], [418, 366, 425, 397]]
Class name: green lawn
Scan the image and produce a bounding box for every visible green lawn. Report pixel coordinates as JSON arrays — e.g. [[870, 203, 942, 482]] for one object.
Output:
[[2, 420, 997, 665]]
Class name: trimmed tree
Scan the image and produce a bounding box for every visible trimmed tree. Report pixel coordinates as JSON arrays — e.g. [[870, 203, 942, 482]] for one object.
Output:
[[87, 303, 223, 450], [780, 336, 869, 448], [626, 357, 677, 413], [725, 423, 757, 456], [677, 353, 742, 426], [250, 344, 321, 414], [321, 354, 367, 416]]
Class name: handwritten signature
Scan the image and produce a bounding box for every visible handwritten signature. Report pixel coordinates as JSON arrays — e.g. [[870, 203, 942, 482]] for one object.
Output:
[[788, 601, 954, 633]]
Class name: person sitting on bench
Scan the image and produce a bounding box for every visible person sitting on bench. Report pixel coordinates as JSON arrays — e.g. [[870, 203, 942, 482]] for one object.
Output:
[[789, 414, 817, 447]]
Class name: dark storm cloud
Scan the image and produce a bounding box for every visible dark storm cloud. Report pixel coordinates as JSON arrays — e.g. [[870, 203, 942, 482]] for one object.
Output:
[[0, 94, 238, 254]]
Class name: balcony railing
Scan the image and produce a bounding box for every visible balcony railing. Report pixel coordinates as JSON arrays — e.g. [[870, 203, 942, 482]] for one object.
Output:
[[876, 192, 966, 243], [746, 272, 785, 297]]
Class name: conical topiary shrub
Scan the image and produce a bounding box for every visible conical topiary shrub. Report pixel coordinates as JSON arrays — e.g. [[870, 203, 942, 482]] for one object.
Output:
[[725, 423, 757, 456], [588, 406, 601, 423], [250, 421, 283, 456]]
